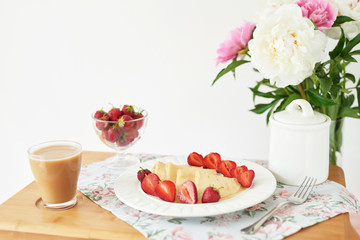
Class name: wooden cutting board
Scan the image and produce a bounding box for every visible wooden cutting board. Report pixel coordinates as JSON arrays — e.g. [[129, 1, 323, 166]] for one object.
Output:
[[0, 151, 358, 240]]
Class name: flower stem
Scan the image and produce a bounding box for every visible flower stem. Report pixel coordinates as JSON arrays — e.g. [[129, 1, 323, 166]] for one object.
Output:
[[298, 84, 306, 100]]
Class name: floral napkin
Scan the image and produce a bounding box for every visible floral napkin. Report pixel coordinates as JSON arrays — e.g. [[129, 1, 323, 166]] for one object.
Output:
[[78, 154, 360, 240]]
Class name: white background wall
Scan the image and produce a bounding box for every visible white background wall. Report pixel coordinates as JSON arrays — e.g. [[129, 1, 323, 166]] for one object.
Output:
[[0, 0, 359, 205]]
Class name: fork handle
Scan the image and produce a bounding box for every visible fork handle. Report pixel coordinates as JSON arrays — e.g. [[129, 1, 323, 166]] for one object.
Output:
[[241, 201, 289, 234]]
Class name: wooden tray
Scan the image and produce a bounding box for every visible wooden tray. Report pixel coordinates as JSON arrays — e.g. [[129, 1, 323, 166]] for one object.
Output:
[[0, 151, 358, 240]]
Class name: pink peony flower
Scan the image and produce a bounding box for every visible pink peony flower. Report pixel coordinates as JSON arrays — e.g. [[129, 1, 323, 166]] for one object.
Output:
[[216, 21, 255, 65], [297, 0, 338, 31]]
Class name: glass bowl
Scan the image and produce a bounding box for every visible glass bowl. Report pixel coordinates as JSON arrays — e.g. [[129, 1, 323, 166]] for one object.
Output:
[[91, 105, 148, 169]]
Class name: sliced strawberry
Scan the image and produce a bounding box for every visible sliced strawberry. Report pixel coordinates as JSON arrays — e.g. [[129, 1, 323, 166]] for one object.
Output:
[[141, 173, 160, 196], [155, 180, 176, 202], [137, 167, 151, 183], [187, 152, 204, 167], [217, 160, 236, 178], [230, 165, 248, 178], [108, 107, 123, 121], [202, 186, 220, 203], [177, 181, 197, 204], [203, 152, 221, 170], [237, 169, 255, 188]]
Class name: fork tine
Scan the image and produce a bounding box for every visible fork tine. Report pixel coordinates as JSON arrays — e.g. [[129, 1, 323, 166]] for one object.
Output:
[[293, 176, 309, 197], [299, 177, 316, 199]]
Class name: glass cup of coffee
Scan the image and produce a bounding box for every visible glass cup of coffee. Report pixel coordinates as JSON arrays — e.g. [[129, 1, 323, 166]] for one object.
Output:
[[28, 140, 82, 210]]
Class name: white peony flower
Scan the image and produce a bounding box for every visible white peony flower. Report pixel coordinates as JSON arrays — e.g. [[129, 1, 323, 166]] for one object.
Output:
[[248, 4, 327, 87], [326, 0, 360, 39], [331, 0, 360, 20]]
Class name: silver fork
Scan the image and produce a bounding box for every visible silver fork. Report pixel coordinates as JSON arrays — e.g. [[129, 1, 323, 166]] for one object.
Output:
[[241, 176, 316, 234]]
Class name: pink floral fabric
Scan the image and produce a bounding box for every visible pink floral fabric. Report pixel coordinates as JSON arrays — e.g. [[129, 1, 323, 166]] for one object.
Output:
[[78, 154, 360, 240]]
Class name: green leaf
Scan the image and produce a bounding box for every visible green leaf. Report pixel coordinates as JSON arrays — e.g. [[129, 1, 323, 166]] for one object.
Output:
[[282, 93, 302, 110], [212, 59, 249, 85], [319, 77, 333, 94], [307, 89, 337, 106], [332, 16, 355, 27], [266, 100, 280, 124], [344, 73, 356, 83], [329, 84, 342, 101], [342, 95, 355, 107], [350, 49, 360, 55], [341, 33, 360, 57], [249, 87, 276, 99], [329, 29, 345, 59], [340, 88, 352, 94], [338, 107, 360, 118], [250, 99, 278, 114], [342, 54, 358, 62], [310, 74, 320, 85]]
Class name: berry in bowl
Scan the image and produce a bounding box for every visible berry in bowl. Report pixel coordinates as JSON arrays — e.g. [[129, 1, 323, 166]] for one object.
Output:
[[91, 105, 148, 169]]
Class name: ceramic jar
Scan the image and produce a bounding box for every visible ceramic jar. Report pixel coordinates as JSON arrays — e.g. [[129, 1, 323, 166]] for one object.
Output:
[[268, 99, 331, 185]]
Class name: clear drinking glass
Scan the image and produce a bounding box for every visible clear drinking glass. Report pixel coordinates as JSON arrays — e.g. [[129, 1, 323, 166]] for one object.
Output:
[[28, 140, 82, 210], [91, 105, 148, 169]]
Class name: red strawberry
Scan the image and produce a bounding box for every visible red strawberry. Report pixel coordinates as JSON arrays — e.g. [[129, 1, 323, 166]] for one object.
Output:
[[237, 169, 255, 188], [122, 105, 135, 117], [155, 180, 176, 202], [203, 152, 221, 170], [230, 165, 248, 178], [117, 115, 134, 130], [118, 128, 139, 146], [137, 167, 151, 182], [187, 152, 204, 167], [141, 173, 160, 196], [108, 108, 123, 121], [105, 125, 121, 142], [177, 181, 197, 204], [133, 112, 145, 130], [202, 187, 220, 203], [94, 110, 110, 130], [217, 160, 237, 178], [94, 110, 106, 119]]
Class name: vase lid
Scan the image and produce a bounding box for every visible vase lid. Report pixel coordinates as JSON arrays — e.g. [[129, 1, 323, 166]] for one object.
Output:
[[273, 99, 327, 125]]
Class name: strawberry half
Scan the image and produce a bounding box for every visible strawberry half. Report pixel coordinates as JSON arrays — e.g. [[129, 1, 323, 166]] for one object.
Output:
[[177, 181, 198, 204], [230, 165, 248, 178], [202, 186, 220, 203], [203, 152, 221, 170], [141, 173, 160, 196], [155, 180, 176, 202], [187, 152, 204, 167], [237, 169, 255, 188], [217, 160, 237, 177]]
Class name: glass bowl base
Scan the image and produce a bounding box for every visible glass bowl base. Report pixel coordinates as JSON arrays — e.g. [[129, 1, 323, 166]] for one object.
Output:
[[104, 153, 140, 169]]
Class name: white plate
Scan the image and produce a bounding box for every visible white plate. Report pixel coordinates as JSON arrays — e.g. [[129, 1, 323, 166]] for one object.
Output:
[[114, 156, 276, 217]]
